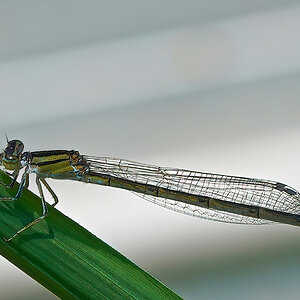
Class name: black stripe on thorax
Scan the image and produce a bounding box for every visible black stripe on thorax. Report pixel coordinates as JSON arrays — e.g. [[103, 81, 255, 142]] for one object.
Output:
[[30, 150, 71, 157]]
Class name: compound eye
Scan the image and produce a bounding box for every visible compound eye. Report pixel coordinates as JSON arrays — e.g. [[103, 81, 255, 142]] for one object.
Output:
[[5, 140, 24, 157]]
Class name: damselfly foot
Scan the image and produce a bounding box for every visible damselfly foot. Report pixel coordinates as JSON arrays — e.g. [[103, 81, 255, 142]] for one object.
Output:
[[0, 197, 19, 201]]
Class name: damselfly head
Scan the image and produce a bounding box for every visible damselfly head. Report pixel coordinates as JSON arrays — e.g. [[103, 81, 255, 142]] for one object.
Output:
[[0, 139, 24, 170]]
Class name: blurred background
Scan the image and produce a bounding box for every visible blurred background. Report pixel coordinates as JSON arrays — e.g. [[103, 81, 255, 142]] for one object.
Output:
[[1, 1, 300, 299]]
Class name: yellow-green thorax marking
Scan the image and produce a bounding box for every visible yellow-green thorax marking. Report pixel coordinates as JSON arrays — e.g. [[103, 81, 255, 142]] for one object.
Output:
[[28, 150, 85, 177]]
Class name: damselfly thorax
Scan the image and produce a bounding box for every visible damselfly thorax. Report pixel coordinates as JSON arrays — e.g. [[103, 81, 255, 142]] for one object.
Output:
[[1, 139, 300, 242], [25, 150, 87, 177]]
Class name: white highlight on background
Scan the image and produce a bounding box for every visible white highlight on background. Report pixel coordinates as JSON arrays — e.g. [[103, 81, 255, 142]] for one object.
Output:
[[1, 5, 300, 127]]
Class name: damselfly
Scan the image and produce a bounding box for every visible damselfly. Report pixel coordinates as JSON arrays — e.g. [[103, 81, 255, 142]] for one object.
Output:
[[0, 139, 300, 242]]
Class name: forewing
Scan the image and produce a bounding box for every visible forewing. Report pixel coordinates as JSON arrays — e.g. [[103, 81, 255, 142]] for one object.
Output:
[[84, 156, 300, 224]]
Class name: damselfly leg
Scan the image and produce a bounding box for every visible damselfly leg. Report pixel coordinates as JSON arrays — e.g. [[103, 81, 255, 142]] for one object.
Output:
[[3, 175, 49, 242], [0, 167, 59, 242], [0, 168, 21, 189], [41, 178, 59, 207], [0, 168, 28, 202]]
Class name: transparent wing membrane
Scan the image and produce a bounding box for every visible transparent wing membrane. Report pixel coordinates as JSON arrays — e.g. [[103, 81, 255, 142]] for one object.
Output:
[[84, 156, 300, 224]]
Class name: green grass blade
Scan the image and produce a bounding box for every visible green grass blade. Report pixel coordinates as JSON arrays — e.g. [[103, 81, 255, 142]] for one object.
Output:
[[0, 170, 182, 300]]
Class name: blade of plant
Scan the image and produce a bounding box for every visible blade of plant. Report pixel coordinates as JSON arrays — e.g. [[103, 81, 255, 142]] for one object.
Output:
[[0, 170, 182, 300]]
